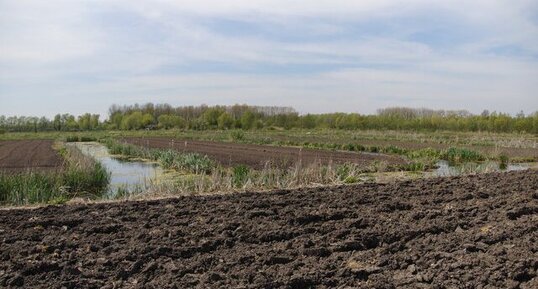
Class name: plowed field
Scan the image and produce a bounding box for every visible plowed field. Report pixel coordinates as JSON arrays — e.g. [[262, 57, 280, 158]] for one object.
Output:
[[0, 140, 63, 173], [121, 137, 407, 169], [1, 170, 537, 288]]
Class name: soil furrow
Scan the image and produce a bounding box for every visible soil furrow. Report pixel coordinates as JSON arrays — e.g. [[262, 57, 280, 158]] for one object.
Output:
[[0, 170, 537, 288]]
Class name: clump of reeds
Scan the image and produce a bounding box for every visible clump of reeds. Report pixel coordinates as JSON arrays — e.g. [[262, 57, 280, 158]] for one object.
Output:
[[103, 139, 215, 174], [0, 145, 110, 206], [442, 147, 485, 164]]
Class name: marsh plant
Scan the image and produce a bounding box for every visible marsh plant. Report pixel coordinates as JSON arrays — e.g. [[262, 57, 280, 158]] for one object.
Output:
[[116, 160, 391, 200], [0, 145, 110, 205], [104, 139, 215, 174]]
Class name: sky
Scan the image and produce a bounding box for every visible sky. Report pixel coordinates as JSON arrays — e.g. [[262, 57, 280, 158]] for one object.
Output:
[[1, 0, 537, 118]]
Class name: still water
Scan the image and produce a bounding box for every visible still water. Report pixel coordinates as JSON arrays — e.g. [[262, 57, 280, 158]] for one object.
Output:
[[434, 160, 535, 177], [71, 142, 164, 198]]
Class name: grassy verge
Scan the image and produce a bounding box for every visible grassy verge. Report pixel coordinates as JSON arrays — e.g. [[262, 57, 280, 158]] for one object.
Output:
[[0, 144, 110, 206]]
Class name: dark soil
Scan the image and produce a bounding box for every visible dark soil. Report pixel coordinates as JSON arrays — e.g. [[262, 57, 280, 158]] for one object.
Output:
[[1, 170, 537, 288], [121, 137, 407, 169], [0, 140, 63, 173]]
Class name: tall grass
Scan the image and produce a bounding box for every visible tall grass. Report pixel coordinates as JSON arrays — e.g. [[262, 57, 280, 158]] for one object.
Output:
[[103, 139, 215, 174], [115, 159, 395, 199], [0, 145, 110, 206], [441, 147, 485, 164], [101, 139, 400, 198]]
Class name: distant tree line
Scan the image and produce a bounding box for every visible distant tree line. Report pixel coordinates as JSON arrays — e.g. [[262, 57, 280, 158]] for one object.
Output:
[[1, 104, 538, 134]]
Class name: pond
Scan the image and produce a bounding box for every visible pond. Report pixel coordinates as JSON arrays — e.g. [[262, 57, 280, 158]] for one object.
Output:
[[70, 142, 165, 198], [433, 160, 537, 177]]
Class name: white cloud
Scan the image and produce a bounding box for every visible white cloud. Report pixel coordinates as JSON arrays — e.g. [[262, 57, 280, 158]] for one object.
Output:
[[0, 0, 537, 117]]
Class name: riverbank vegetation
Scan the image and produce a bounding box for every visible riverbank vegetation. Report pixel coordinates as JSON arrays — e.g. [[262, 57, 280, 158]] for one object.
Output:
[[0, 144, 110, 206]]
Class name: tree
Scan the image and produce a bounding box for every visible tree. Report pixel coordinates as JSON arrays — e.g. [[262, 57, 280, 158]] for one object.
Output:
[[217, 112, 234, 129], [53, 114, 62, 131], [202, 108, 225, 127], [141, 113, 154, 128], [158, 114, 185, 129], [240, 110, 255, 129], [121, 112, 143, 130]]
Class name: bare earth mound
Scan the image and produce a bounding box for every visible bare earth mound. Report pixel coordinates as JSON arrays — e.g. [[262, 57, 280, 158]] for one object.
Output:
[[121, 137, 407, 169], [0, 140, 63, 173], [1, 170, 537, 288]]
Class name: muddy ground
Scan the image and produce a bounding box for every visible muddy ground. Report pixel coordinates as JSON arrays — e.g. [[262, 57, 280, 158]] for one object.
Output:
[[0, 140, 63, 173], [1, 170, 537, 288], [121, 137, 407, 169]]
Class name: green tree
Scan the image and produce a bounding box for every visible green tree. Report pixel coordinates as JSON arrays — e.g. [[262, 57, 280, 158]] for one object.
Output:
[[202, 108, 225, 127], [121, 112, 143, 130], [240, 110, 255, 129], [158, 114, 185, 129], [217, 112, 234, 129], [141, 113, 154, 128]]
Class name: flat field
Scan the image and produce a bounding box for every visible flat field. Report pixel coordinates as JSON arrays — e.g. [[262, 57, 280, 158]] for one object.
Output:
[[1, 170, 536, 288], [0, 140, 63, 173], [2, 129, 537, 160], [121, 137, 407, 169]]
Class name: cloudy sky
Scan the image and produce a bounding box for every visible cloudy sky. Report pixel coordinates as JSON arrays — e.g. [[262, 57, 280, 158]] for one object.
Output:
[[1, 0, 537, 118]]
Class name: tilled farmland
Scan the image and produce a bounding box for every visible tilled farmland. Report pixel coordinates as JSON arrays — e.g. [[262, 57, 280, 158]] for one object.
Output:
[[1, 170, 537, 288], [0, 140, 63, 173], [121, 137, 407, 169]]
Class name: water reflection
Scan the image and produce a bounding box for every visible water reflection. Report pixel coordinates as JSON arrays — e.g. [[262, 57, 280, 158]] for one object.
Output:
[[70, 142, 164, 198], [434, 160, 534, 177]]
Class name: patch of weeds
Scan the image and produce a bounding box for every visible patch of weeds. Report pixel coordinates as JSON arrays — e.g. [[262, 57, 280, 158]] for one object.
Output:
[[232, 165, 250, 188], [230, 130, 245, 141], [499, 154, 509, 170], [442, 147, 484, 164], [406, 162, 426, 172], [343, 175, 360, 184]]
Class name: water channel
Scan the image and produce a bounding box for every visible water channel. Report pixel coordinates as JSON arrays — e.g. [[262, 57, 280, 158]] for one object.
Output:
[[71, 142, 165, 198]]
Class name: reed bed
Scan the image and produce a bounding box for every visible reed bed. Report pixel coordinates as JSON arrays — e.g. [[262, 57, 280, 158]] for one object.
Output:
[[0, 145, 110, 206]]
